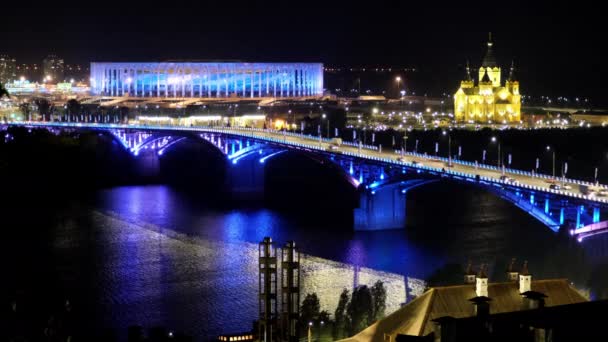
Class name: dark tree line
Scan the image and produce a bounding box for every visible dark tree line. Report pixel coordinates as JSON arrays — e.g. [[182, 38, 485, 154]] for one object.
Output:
[[300, 281, 387, 341]]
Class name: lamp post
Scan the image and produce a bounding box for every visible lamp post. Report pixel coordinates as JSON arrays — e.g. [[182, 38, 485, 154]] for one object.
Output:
[[443, 130, 452, 167], [546, 145, 556, 178], [595, 167, 599, 185], [395, 76, 401, 98], [318, 321, 324, 342], [322, 113, 329, 138], [308, 322, 313, 342], [491, 136, 501, 168]]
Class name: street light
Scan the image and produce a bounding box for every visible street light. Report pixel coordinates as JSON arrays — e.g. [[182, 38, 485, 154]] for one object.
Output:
[[546, 145, 556, 178], [308, 322, 313, 342], [491, 136, 501, 169], [443, 130, 452, 167], [318, 321, 324, 342], [322, 113, 329, 138], [395, 76, 402, 98]]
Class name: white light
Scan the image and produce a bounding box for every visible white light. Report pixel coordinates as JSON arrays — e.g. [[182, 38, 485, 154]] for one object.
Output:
[[241, 114, 266, 120], [189, 115, 223, 121]]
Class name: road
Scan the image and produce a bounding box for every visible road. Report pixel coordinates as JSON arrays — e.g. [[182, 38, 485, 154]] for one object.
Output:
[[10, 122, 608, 204]]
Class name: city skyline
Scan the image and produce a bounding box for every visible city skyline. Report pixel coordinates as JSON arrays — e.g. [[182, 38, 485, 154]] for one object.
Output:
[[1, 1, 605, 102]]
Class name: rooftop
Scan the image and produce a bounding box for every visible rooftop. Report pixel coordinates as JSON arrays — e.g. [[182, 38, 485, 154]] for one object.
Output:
[[339, 279, 587, 342]]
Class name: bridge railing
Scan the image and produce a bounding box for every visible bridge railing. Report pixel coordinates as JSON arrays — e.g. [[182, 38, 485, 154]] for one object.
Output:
[[10, 121, 608, 204], [393, 149, 607, 191]]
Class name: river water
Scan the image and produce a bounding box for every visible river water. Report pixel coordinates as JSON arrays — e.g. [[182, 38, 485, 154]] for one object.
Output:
[[3, 181, 608, 341]]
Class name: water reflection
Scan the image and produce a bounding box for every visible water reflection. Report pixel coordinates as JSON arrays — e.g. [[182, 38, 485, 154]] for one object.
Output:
[[8, 183, 608, 340]]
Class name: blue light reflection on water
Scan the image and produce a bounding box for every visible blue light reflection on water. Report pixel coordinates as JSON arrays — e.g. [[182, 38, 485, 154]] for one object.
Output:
[[9, 183, 608, 340]]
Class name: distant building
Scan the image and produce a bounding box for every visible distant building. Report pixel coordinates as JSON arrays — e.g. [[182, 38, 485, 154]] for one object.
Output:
[[89, 62, 324, 98], [0, 55, 17, 84], [454, 34, 522, 123], [339, 262, 589, 342], [43, 55, 65, 83], [15, 63, 41, 82]]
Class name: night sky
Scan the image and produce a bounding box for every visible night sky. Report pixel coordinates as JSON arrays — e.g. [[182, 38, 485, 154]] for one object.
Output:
[[1, 1, 605, 102]]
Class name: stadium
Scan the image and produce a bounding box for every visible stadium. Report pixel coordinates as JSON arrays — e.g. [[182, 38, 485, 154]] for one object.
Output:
[[90, 62, 324, 98]]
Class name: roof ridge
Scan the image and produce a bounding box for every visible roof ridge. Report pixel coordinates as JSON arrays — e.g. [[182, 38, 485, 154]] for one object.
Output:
[[418, 288, 437, 336], [431, 278, 571, 290]]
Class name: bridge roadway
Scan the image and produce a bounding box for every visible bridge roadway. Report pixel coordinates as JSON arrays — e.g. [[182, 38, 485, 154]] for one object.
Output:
[[11, 121, 608, 205]]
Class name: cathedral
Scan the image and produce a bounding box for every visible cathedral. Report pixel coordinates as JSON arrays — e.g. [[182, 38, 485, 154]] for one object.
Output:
[[453, 34, 521, 123]]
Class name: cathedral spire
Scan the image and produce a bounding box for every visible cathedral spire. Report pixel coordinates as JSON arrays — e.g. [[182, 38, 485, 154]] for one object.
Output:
[[465, 60, 472, 81], [481, 32, 497, 68], [508, 60, 516, 81]]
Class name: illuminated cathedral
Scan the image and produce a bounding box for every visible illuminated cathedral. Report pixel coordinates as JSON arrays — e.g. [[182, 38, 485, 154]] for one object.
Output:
[[454, 34, 521, 123]]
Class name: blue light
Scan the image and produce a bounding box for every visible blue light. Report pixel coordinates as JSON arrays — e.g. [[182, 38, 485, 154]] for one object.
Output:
[[231, 150, 259, 164], [544, 198, 549, 214], [560, 207, 565, 225], [369, 182, 380, 189], [593, 207, 601, 223], [259, 150, 287, 164], [349, 162, 354, 175], [90, 62, 324, 98], [530, 194, 535, 205]]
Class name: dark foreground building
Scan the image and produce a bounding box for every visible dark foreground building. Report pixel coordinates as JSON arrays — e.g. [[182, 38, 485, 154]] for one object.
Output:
[[339, 263, 601, 341]]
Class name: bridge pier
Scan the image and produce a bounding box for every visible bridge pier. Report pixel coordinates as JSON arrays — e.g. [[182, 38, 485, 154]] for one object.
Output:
[[354, 183, 407, 231], [353, 179, 436, 231], [134, 150, 161, 180], [226, 153, 266, 201]]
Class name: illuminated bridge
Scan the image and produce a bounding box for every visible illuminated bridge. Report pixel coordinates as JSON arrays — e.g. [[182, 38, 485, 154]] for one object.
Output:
[[6, 122, 608, 240]]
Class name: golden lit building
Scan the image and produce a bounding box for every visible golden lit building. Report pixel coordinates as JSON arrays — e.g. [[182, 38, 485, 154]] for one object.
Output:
[[454, 34, 521, 123]]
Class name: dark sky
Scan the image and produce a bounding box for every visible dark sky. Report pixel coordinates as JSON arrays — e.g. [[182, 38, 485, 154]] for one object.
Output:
[[1, 1, 605, 101]]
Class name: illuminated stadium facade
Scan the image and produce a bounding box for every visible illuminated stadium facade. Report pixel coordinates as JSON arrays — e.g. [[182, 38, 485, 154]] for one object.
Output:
[[90, 62, 324, 98]]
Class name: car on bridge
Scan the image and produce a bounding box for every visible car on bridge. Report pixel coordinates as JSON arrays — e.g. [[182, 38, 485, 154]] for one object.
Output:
[[549, 184, 562, 190], [562, 183, 573, 190], [411, 160, 423, 166], [499, 175, 518, 184]]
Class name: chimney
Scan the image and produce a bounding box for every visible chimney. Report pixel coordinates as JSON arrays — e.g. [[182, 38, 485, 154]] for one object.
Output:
[[519, 261, 531, 293], [521, 291, 547, 310], [506, 258, 518, 282], [469, 296, 492, 318], [464, 261, 476, 284], [476, 264, 488, 297]]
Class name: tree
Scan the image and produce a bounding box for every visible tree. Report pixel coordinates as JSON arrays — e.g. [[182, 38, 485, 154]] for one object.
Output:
[[300, 293, 320, 326], [34, 98, 52, 121], [119, 106, 130, 123], [370, 281, 387, 322], [19, 102, 31, 121], [333, 288, 350, 340], [0, 83, 9, 99], [346, 285, 373, 335], [66, 99, 81, 121], [318, 310, 330, 323]]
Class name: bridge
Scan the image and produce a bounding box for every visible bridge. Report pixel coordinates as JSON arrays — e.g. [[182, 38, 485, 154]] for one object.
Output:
[[5, 121, 608, 238]]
